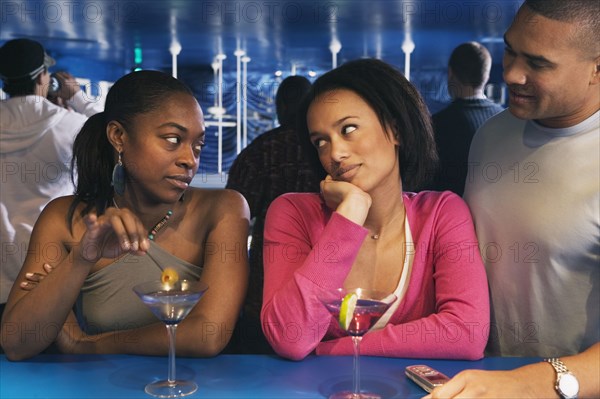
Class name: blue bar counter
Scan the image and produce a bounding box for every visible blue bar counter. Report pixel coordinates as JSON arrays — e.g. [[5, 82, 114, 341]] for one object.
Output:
[[1, 354, 537, 398]]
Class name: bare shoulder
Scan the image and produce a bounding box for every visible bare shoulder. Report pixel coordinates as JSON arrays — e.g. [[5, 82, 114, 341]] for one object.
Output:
[[185, 187, 250, 220], [180, 188, 250, 243], [29, 195, 84, 249], [44, 195, 77, 210], [38, 195, 79, 226]]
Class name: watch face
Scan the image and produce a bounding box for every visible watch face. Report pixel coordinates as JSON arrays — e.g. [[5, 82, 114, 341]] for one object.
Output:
[[558, 373, 579, 398]]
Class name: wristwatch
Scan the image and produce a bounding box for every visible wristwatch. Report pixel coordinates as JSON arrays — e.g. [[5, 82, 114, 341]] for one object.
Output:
[[545, 358, 579, 399]]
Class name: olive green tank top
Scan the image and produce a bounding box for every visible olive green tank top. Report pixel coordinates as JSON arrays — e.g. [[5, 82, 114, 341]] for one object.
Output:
[[76, 241, 203, 334]]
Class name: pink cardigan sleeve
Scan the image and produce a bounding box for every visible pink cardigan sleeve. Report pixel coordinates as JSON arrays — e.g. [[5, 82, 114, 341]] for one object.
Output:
[[260, 194, 368, 360], [316, 193, 490, 360]]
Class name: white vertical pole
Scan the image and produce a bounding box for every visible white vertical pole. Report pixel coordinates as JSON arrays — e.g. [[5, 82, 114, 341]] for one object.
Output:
[[172, 53, 177, 78], [170, 41, 181, 78], [216, 53, 226, 173], [242, 56, 250, 148], [329, 38, 341, 69], [402, 38, 415, 81], [234, 50, 245, 154]]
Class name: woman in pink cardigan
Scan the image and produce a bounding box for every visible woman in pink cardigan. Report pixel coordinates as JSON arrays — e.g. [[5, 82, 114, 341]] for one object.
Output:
[[261, 59, 489, 361]]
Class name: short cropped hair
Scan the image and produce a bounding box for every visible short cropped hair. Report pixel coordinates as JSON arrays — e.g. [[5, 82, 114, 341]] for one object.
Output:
[[297, 58, 437, 191], [275, 76, 312, 127], [524, 0, 600, 58], [448, 42, 491, 89]]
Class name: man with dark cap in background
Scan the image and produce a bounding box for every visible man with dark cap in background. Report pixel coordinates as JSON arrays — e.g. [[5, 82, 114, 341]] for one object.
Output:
[[0, 39, 102, 325], [226, 75, 320, 354]]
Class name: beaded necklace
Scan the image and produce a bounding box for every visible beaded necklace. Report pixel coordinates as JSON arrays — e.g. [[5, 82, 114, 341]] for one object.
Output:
[[112, 199, 173, 240], [148, 210, 173, 240]]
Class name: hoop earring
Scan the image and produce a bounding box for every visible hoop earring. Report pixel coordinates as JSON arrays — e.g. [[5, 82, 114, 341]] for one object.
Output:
[[112, 151, 126, 196]]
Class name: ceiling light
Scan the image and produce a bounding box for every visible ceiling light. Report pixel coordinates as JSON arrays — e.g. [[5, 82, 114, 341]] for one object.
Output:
[[207, 106, 226, 116], [329, 38, 342, 54], [170, 41, 182, 55]]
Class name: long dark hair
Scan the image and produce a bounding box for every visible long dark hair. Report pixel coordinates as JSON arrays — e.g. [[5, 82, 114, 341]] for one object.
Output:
[[69, 70, 193, 220], [297, 58, 438, 191]]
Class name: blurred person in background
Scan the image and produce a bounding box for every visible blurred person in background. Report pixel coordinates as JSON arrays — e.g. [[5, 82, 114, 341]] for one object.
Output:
[[0, 39, 102, 324], [226, 75, 320, 353], [428, 41, 503, 196]]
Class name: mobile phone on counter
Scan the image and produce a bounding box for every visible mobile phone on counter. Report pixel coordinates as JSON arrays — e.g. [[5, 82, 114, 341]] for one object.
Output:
[[405, 365, 450, 393]]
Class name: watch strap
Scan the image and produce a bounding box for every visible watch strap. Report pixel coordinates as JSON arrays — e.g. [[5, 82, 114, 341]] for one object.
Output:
[[546, 357, 569, 374], [544, 358, 579, 399]]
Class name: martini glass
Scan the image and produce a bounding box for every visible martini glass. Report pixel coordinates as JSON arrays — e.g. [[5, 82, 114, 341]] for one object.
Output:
[[320, 288, 397, 399], [133, 279, 208, 398]]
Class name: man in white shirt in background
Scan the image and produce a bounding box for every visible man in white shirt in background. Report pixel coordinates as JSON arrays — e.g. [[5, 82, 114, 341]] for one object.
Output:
[[0, 39, 103, 324]]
